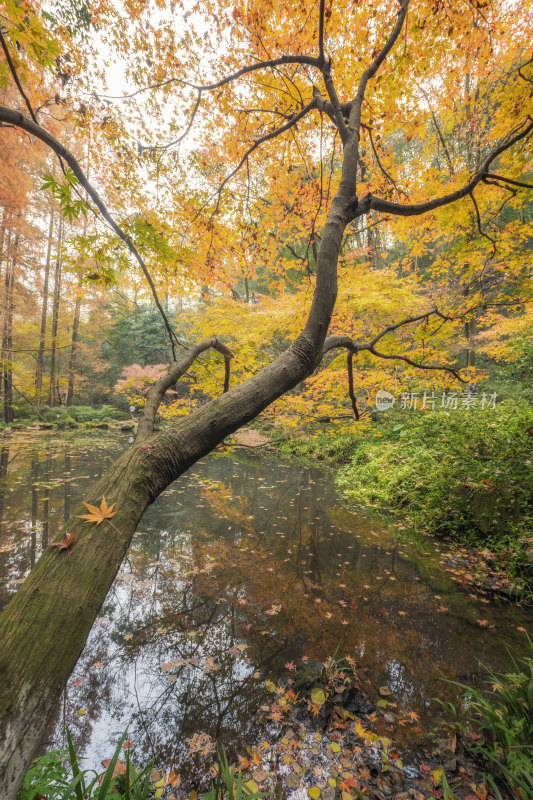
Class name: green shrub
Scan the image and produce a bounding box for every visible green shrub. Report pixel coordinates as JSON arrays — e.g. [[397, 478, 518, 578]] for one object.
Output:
[[337, 400, 533, 546], [273, 427, 362, 465], [12, 403, 37, 421], [41, 406, 123, 423]]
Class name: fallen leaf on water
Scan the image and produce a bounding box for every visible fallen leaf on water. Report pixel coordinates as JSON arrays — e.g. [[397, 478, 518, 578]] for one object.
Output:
[[101, 758, 126, 779], [310, 687, 326, 706], [432, 767, 444, 786]]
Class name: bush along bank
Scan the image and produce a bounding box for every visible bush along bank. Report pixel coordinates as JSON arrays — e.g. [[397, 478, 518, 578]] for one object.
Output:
[[335, 400, 533, 599]]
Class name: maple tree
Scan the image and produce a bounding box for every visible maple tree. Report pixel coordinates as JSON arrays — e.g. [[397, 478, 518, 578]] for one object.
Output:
[[0, 0, 532, 795]]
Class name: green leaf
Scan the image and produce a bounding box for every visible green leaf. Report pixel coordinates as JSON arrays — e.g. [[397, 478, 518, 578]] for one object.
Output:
[[310, 687, 326, 706]]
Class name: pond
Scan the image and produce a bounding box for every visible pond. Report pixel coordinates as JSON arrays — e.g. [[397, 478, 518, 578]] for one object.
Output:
[[0, 429, 530, 785]]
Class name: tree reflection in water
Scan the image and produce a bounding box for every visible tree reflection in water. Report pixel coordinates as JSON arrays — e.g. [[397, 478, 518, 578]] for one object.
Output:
[[0, 431, 529, 783]]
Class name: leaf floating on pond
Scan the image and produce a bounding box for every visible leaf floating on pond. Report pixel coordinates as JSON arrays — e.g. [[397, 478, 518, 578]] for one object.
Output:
[[310, 687, 326, 706]]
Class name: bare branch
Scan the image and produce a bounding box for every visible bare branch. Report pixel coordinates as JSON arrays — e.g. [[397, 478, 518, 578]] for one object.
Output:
[[349, 0, 409, 121], [345, 0, 410, 189], [367, 309, 453, 347], [419, 86, 454, 174], [362, 123, 406, 195], [365, 345, 465, 381], [213, 100, 317, 213], [346, 350, 360, 419], [182, 55, 321, 92], [517, 56, 533, 84], [484, 172, 533, 190], [223, 354, 231, 393], [95, 55, 322, 101], [318, 0, 326, 66], [468, 191, 497, 251], [322, 308, 463, 381]]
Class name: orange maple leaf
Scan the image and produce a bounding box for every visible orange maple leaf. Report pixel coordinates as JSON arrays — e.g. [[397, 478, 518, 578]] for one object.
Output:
[[79, 497, 117, 525], [78, 497, 123, 535], [48, 530, 77, 560]]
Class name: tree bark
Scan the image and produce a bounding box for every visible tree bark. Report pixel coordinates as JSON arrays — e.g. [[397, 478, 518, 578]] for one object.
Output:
[[35, 210, 54, 413]]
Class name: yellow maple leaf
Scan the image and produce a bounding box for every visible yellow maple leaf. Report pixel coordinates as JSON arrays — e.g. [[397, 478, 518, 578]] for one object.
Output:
[[78, 497, 123, 535], [79, 496, 116, 525]]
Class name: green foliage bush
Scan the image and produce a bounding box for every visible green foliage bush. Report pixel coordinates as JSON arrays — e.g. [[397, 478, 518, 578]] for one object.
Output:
[[336, 401, 533, 546], [66, 405, 123, 423], [273, 427, 361, 465], [39, 405, 123, 423]]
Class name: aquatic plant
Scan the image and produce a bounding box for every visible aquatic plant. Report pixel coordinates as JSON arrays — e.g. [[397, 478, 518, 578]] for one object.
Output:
[[17, 728, 154, 800], [439, 640, 533, 799]]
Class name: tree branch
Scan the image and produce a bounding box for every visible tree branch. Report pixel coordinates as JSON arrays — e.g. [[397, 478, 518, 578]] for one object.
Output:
[[368, 118, 533, 218], [346, 350, 359, 419], [213, 100, 317, 213], [318, 0, 326, 66], [136, 338, 233, 440], [0, 105, 181, 357], [0, 29, 38, 124], [468, 191, 496, 251], [484, 172, 533, 190], [362, 123, 406, 195], [420, 85, 454, 174], [322, 309, 464, 383], [182, 55, 321, 92]]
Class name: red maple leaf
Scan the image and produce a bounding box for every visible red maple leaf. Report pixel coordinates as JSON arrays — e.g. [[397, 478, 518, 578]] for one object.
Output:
[[48, 530, 77, 561]]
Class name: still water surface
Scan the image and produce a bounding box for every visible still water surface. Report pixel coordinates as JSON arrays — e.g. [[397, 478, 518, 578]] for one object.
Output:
[[0, 429, 530, 781]]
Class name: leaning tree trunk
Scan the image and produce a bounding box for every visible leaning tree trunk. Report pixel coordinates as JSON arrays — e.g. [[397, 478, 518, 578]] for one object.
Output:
[[0, 182, 347, 798]]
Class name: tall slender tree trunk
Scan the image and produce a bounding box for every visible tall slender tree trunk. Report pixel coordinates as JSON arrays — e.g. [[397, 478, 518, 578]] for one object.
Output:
[[465, 318, 477, 368], [48, 218, 63, 407], [35, 211, 54, 414], [1, 234, 16, 424], [66, 275, 82, 407]]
